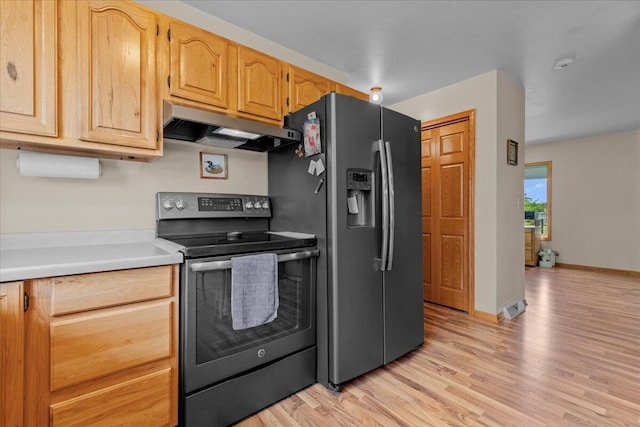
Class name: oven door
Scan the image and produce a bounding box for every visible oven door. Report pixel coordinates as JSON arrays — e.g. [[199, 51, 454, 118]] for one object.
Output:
[[182, 247, 318, 393]]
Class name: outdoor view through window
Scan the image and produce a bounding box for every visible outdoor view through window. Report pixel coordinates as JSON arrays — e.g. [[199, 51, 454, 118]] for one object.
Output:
[[524, 161, 552, 240]]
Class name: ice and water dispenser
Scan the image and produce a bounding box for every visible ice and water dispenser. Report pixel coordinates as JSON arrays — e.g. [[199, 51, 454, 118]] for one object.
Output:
[[347, 169, 374, 228]]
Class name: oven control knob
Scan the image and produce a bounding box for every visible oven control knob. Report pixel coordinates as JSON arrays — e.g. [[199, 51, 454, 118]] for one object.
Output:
[[175, 199, 187, 210], [163, 199, 174, 210], [245, 201, 254, 209], [261, 201, 269, 209]]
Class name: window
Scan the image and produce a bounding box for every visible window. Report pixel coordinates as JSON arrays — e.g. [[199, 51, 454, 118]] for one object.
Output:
[[524, 161, 552, 240]]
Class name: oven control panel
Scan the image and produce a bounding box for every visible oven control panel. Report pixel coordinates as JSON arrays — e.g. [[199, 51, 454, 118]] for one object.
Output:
[[156, 192, 271, 219]]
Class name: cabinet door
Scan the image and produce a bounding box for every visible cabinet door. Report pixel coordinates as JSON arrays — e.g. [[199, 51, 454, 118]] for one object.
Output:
[[169, 19, 228, 109], [335, 83, 368, 102], [287, 65, 334, 113], [78, 0, 158, 149], [237, 46, 282, 121], [0, 0, 57, 136], [0, 281, 24, 427]]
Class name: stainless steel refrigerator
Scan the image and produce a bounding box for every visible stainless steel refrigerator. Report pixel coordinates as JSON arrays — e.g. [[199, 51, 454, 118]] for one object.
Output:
[[269, 93, 423, 391]]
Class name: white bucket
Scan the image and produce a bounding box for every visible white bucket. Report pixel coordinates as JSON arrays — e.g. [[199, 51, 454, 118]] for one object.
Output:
[[539, 251, 556, 267]]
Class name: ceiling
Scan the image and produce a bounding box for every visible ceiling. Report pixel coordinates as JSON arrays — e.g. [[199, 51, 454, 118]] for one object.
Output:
[[182, 1, 640, 144]]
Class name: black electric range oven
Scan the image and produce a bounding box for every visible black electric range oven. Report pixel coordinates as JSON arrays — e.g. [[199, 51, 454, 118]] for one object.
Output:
[[156, 192, 317, 426]]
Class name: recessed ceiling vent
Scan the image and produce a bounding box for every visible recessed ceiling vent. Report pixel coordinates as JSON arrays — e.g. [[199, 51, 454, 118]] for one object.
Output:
[[553, 58, 574, 70]]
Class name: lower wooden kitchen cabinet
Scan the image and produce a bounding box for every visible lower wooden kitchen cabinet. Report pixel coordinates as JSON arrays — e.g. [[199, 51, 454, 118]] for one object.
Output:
[[20, 265, 179, 427], [1, 281, 25, 427], [525, 227, 541, 267]]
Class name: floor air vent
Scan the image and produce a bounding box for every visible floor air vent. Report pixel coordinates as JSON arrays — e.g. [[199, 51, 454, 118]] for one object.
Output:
[[503, 298, 526, 320]]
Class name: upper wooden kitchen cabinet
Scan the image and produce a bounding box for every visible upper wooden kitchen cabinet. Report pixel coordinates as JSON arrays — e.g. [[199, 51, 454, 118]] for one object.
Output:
[[236, 45, 284, 123], [286, 65, 335, 113], [335, 83, 369, 102], [1, 0, 163, 160], [76, 0, 159, 150], [0, 0, 57, 136], [164, 18, 229, 109], [0, 281, 24, 427]]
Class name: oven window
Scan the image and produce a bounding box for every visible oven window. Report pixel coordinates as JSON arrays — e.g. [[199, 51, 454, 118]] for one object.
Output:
[[195, 259, 311, 364]]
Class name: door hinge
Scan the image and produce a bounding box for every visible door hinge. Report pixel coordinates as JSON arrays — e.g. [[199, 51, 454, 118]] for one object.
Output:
[[167, 29, 171, 41], [23, 292, 29, 312], [167, 75, 171, 88]]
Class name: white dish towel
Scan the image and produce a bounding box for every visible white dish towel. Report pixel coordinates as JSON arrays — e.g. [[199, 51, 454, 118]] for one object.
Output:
[[231, 253, 279, 330]]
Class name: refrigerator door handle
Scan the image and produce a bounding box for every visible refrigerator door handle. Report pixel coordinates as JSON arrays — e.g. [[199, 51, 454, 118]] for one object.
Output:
[[385, 140, 395, 270], [378, 139, 390, 271]]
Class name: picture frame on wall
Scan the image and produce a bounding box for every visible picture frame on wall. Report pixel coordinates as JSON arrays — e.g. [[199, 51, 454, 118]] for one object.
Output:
[[200, 153, 228, 179], [507, 139, 518, 166]]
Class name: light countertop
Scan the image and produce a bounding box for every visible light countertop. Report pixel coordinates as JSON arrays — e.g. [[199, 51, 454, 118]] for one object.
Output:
[[0, 230, 183, 282]]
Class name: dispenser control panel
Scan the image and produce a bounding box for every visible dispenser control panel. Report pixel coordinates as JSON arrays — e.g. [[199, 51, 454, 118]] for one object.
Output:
[[347, 170, 372, 191], [346, 169, 373, 228]]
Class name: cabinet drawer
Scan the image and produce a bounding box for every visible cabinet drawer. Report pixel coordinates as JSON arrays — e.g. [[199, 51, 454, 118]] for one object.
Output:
[[50, 368, 172, 426], [51, 266, 173, 315], [50, 301, 172, 390], [524, 231, 533, 244], [525, 249, 533, 262]]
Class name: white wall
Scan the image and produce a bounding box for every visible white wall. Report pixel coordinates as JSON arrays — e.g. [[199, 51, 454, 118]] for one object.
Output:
[[391, 70, 526, 315], [525, 130, 640, 271], [496, 72, 526, 310], [0, 143, 267, 233]]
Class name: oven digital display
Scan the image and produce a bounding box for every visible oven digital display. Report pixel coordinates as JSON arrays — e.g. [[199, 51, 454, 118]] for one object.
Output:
[[198, 197, 243, 211], [352, 173, 368, 182]]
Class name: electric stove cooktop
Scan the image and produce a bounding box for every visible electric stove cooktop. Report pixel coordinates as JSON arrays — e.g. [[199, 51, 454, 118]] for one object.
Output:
[[163, 231, 317, 258]]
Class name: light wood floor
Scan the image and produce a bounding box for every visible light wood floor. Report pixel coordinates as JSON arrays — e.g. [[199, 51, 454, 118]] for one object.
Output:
[[238, 268, 640, 426]]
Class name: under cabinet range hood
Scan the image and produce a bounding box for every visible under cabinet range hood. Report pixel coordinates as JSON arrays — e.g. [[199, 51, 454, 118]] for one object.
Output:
[[162, 100, 301, 152]]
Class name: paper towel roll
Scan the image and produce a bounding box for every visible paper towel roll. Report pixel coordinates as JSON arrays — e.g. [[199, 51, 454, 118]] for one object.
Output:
[[16, 152, 101, 179]]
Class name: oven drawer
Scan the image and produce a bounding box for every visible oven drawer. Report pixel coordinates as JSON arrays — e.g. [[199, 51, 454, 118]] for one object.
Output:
[[50, 266, 174, 315], [185, 346, 315, 427]]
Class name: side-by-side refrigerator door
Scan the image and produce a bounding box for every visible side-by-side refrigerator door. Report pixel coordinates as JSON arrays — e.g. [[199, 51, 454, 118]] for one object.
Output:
[[327, 94, 385, 387], [381, 108, 424, 364]]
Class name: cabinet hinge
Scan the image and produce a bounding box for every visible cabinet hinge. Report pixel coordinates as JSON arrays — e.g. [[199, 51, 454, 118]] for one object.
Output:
[[286, 72, 289, 82], [167, 29, 171, 41], [167, 75, 171, 88], [156, 129, 160, 142], [23, 292, 29, 312], [156, 24, 159, 37], [286, 97, 289, 107]]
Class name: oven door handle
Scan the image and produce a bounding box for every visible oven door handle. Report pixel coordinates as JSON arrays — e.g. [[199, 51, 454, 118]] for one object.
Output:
[[189, 249, 320, 272]]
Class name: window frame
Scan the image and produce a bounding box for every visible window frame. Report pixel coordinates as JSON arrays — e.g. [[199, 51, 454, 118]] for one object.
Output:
[[524, 161, 552, 241]]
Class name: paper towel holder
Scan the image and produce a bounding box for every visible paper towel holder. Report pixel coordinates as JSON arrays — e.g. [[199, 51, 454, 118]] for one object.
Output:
[[16, 151, 102, 179]]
